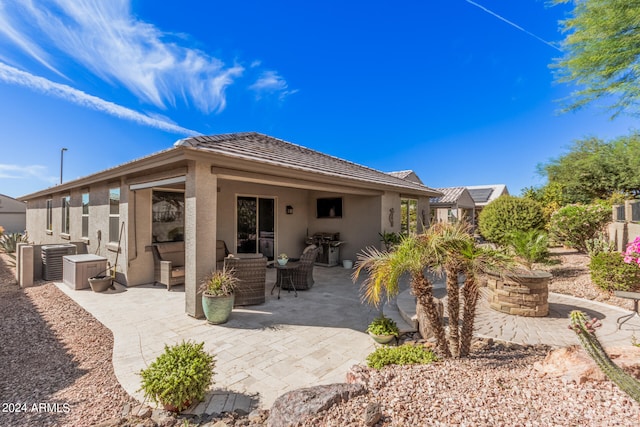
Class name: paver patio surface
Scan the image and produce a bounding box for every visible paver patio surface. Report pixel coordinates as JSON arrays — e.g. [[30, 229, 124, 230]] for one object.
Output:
[[56, 266, 640, 414], [55, 265, 377, 412]]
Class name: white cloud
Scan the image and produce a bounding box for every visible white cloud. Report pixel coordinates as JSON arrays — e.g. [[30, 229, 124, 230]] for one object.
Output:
[[0, 0, 245, 113], [249, 70, 298, 101], [0, 164, 56, 185], [0, 61, 200, 135]]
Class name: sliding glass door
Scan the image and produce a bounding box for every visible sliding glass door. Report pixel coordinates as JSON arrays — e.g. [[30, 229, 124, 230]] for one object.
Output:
[[236, 196, 275, 260]]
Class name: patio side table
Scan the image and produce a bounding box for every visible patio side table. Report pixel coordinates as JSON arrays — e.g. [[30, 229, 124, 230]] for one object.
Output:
[[613, 290, 640, 330], [271, 264, 297, 299]]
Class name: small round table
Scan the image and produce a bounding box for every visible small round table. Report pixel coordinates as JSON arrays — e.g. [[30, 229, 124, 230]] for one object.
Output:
[[271, 264, 297, 299]]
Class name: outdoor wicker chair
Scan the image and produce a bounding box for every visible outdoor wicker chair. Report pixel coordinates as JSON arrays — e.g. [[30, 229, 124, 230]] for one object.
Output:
[[280, 246, 319, 291], [224, 254, 267, 306]]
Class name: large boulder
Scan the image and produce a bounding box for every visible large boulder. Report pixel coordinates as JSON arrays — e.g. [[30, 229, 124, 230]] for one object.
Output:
[[534, 345, 640, 384], [267, 383, 366, 427]]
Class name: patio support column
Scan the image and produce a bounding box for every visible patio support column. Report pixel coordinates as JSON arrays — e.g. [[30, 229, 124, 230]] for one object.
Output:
[[184, 161, 217, 318]]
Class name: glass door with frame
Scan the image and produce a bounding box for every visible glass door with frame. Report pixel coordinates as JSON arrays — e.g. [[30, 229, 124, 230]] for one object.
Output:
[[236, 196, 275, 260]]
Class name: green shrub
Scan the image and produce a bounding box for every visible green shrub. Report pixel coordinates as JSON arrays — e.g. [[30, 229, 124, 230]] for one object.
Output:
[[366, 315, 400, 337], [139, 341, 215, 412], [505, 230, 549, 270], [588, 252, 640, 292], [478, 196, 546, 244], [549, 204, 611, 252], [366, 344, 438, 369]]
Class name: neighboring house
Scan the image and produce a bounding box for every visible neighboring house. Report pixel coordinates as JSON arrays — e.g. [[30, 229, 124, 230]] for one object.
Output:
[[19, 132, 442, 317], [386, 170, 430, 233], [465, 184, 509, 226], [0, 193, 26, 233], [429, 187, 476, 225]]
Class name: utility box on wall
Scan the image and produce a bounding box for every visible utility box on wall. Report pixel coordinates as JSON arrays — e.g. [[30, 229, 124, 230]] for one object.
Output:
[[63, 254, 108, 290]]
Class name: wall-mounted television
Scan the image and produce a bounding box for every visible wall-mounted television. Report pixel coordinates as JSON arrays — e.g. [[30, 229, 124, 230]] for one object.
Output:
[[317, 197, 342, 218]]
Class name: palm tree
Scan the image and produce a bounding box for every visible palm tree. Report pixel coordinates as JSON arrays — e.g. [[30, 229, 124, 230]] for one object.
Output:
[[427, 222, 472, 358], [353, 235, 451, 357]]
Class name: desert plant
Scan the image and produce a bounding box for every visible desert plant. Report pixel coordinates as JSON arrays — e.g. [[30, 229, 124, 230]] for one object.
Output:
[[366, 343, 437, 369], [505, 230, 550, 270], [548, 203, 611, 252], [588, 252, 640, 292], [355, 222, 513, 359], [199, 266, 238, 296], [0, 232, 30, 254], [139, 341, 215, 412], [477, 196, 546, 245], [585, 234, 616, 257], [366, 315, 400, 337], [569, 311, 640, 403], [354, 234, 451, 357]]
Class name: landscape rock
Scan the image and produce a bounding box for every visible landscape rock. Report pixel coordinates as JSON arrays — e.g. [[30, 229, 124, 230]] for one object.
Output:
[[346, 364, 370, 386], [267, 383, 366, 427], [362, 401, 382, 426], [534, 345, 640, 384]]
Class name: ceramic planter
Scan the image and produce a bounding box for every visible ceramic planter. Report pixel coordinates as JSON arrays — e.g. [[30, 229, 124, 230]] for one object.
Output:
[[369, 331, 396, 344], [88, 276, 112, 292], [202, 293, 234, 324]]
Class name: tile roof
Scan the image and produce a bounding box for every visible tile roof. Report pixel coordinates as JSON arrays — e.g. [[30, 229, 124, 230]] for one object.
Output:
[[177, 132, 440, 195], [430, 187, 468, 205], [386, 170, 424, 185]]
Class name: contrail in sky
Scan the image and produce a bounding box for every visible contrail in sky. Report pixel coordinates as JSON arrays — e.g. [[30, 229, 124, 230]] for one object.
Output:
[[464, 0, 563, 53], [0, 61, 200, 136]]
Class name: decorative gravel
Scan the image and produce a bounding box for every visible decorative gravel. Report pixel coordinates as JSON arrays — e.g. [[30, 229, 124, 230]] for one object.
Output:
[[300, 341, 640, 427], [0, 254, 136, 427], [2, 248, 640, 427]]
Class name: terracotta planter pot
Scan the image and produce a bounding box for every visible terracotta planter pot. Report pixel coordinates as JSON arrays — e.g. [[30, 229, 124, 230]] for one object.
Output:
[[202, 293, 234, 324], [162, 400, 191, 413]]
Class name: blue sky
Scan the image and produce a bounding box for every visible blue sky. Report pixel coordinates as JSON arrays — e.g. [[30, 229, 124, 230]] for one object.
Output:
[[0, 0, 636, 199]]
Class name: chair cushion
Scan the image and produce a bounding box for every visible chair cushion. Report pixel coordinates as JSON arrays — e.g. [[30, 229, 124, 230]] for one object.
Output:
[[171, 266, 185, 278]]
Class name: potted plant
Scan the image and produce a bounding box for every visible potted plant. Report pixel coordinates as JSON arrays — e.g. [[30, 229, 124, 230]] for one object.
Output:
[[200, 267, 238, 324], [367, 315, 400, 344], [139, 340, 215, 412], [277, 253, 289, 266]]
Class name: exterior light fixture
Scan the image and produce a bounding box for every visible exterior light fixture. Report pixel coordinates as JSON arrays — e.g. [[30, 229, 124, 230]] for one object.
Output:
[[286, 205, 293, 215]]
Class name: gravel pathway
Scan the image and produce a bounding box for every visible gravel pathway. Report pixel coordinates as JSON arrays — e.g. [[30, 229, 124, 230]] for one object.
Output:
[[1, 249, 640, 426]]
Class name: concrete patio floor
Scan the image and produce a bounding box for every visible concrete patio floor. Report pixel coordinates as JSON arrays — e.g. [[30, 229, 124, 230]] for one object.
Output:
[[55, 265, 378, 412]]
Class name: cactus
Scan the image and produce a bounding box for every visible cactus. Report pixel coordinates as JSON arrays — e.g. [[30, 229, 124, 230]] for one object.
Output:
[[568, 310, 640, 403]]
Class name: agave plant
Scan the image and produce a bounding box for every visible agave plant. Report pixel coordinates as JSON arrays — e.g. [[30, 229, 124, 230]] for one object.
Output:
[[0, 232, 30, 254]]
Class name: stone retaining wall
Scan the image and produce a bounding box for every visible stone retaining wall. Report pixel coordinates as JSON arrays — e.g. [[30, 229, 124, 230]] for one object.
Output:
[[484, 270, 551, 317]]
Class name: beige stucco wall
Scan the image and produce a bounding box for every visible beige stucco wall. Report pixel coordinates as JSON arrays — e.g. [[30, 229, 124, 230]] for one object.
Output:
[[306, 191, 383, 261], [24, 181, 128, 282], [216, 180, 310, 258]]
